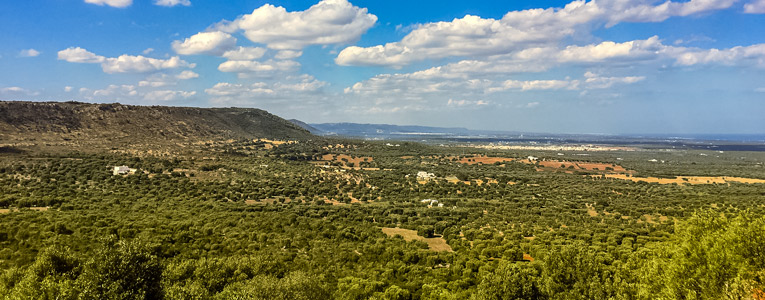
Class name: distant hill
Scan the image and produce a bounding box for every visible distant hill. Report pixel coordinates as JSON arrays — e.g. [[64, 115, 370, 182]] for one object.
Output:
[[288, 119, 323, 135], [0, 101, 312, 149]]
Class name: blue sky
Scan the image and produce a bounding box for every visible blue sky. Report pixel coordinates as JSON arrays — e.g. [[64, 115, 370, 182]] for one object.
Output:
[[1, 0, 764, 134]]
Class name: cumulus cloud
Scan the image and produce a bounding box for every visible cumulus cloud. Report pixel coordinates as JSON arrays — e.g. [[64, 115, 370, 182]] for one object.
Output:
[[583, 72, 645, 89], [143, 90, 196, 101], [274, 50, 303, 60], [218, 59, 300, 74], [487, 79, 577, 93], [19, 49, 41, 57], [204, 75, 327, 105], [673, 44, 765, 66], [177, 70, 199, 80], [0, 87, 40, 97], [745, 0, 765, 13], [172, 31, 237, 56], [205, 82, 275, 97], [78, 84, 196, 103], [336, 0, 737, 67], [138, 74, 175, 87], [447, 99, 490, 108], [138, 71, 199, 87], [213, 0, 377, 50], [79, 85, 137, 99], [274, 74, 327, 91], [221, 47, 267, 60], [101, 55, 192, 73], [58, 47, 193, 73], [84, 0, 132, 8], [58, 47, 105, 63], [154, 0, 190, 7]]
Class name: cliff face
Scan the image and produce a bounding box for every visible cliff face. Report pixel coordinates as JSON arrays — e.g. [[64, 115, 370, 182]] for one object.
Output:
[[0, 101, 312, 148]]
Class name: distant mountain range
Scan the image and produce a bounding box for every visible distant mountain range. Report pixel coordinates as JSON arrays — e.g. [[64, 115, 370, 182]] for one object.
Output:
[[290, 121, 765, 151], [294, 122, 496, 137]]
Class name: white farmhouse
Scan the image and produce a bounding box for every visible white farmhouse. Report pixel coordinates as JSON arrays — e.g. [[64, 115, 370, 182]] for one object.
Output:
[[113, 165, 137, 175], [416, 171, 436, 179]]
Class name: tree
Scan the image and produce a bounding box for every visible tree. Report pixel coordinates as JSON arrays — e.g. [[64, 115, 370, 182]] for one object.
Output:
[[474, 261, 544, 300]]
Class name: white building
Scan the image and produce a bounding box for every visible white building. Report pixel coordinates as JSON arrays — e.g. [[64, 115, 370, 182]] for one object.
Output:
[[113, 165, 137, 175], [416, 171, 436, 179]]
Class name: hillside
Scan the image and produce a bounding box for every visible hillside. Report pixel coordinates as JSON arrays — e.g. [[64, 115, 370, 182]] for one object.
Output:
[[288, 119, 323, 135], [0, 101, 312, 150]]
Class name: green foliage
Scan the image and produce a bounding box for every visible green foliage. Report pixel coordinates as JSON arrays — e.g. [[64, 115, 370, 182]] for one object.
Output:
[[636, 211, 765, 299], [474, 261, 543, 300], [1, 136, 764, 299]]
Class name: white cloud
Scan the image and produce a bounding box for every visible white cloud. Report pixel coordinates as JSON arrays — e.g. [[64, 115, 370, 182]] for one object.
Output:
[[205, 83, 275, 98], [204, 75, 327, 105], [58, 47, 194, 73], [154, 0, 191, 7], [102, 55, 192, 73], [143, 90, 196, 101], [84, 0, 132, 8], [177, 70, 199, 80], [79, 85, 137, 99], [745, 0, 765, 13], [139, 71, 198, 87], [583, 72, 645, 89], [58, 47, 105, 63], [218, 59, 300, 74], [274, 50, 303, 60], [447, 99, 490, 108], [19, 49, 41, 57], [274, 75, 327, 91], [487, 79, 577, 93], [673, 44, 765, 66], [1, 87, 40, 96], [524, 102, 540, 108], [172, 31, 237, 56], [142, 48, 155, 55], [213, 0, 377, 50], [139, 74, 175, 87], [78, 84, 196, 103], [222, 46, 267, 60], [336, 0, 737, 67], [64, 86, 73, 92]]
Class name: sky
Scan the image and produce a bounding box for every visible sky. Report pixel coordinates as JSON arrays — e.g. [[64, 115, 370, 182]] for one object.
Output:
[[1, 0, 764, 135]]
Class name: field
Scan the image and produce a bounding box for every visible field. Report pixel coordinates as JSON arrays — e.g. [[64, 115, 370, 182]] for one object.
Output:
[[381, 227, 453, 252]]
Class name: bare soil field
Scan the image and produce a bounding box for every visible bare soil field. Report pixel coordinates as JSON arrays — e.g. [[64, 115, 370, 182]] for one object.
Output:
[[0, 207, 49, 214], [537, 160, 632, 174], [319, 154, 374, 167], [381, 227, 454, 252], [601, 174, 765, 185]]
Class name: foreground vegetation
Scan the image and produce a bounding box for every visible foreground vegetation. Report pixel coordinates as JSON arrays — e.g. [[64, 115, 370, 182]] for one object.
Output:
[[1, 138, 764, 299]]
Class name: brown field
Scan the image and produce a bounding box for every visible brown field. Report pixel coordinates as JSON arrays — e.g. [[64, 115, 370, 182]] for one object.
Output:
[[537, 160, 631, 174], [449, 155, 518, 165], [601, 174, 765, 185], [319, 154, 374, 166], [449, 155, 633, 176], [585, 203, 599, 217], [381, 227, 454, 252], [0, 207, 49, 214]]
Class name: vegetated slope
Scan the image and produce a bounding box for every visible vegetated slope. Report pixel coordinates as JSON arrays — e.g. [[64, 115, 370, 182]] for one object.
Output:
[[0, 101, 312, 146], [288, 119, 323, 135]]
